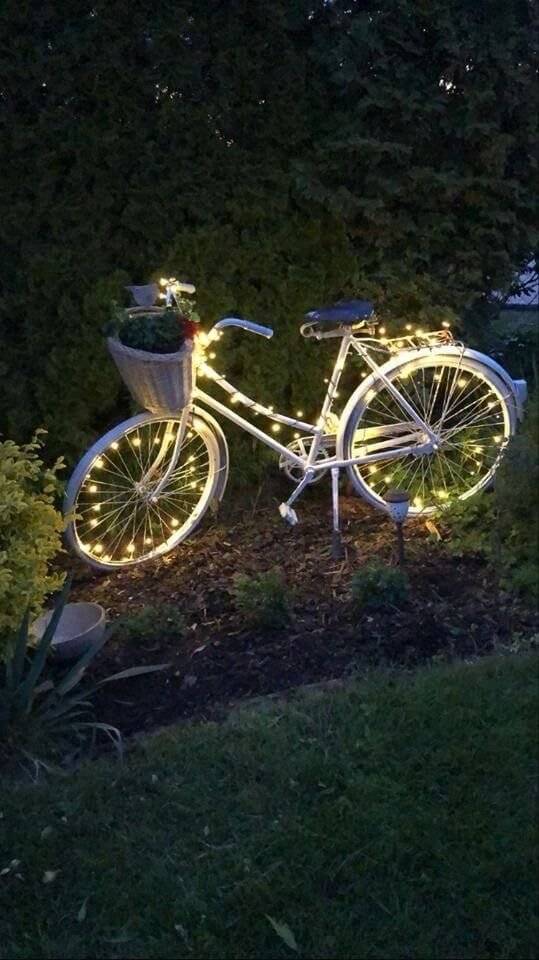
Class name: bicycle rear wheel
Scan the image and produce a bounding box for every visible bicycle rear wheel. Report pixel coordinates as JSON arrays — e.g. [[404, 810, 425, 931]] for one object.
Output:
[[65, 412, 221, 570], [341, 352, 516, 515]]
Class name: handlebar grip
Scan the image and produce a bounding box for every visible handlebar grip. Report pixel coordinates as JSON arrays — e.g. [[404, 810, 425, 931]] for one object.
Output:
[[214, 317, 274, 339]]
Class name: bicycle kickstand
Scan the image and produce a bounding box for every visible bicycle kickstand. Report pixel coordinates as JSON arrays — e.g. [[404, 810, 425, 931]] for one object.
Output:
[[331, 467, 344, 560]]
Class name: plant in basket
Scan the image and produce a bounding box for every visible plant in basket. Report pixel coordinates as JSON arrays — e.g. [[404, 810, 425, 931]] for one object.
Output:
[[107, 299, 199, 354], [105, 284, 200, 415]]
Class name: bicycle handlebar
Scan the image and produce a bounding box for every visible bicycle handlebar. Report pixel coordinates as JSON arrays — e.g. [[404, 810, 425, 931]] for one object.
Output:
[[213, 317, 274, 339]]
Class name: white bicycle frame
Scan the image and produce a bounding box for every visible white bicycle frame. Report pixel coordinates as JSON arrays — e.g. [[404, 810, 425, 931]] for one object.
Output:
[[192, 318, 436, 479]]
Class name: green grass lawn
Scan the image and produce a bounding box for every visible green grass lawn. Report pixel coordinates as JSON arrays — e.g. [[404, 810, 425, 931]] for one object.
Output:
[[1, 653, 537, 960]]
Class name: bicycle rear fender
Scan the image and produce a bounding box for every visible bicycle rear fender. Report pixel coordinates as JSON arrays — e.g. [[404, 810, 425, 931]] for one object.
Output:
[[336, 345, 524, 461]]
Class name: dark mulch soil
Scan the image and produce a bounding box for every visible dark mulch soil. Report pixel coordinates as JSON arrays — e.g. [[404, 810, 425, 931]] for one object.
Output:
[[69, 483, 537, 737]]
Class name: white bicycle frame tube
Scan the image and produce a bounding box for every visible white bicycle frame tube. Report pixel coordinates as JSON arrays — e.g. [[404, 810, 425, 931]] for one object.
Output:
[[192, 326, 434, 472]]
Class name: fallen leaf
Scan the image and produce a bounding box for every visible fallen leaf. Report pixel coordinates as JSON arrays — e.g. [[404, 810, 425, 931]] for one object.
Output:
[[42, 870, 58, 884], [77, 897, 89, 922], [266, 915, 299, 952]]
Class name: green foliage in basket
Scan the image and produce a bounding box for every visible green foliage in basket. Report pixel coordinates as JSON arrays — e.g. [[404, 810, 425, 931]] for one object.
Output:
[[0, 432, 65, 663], [107, 306, 198, 355]]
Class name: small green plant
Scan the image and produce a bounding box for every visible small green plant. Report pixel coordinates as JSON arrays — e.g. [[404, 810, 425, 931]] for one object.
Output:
[[442, 493, 496, 557], [0, 581, 168, 763], [115, 604, 185, 644], [351, 563, 410, 611], [234, 571, 291, 630], [0, 432, 65, 662]]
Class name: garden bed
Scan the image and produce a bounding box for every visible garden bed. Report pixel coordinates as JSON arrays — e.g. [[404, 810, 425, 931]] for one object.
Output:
[[70, 484, 538, 736]]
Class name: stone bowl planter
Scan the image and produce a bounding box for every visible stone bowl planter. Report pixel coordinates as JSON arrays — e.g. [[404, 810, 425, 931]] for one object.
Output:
[[31, 602, 106, 661]]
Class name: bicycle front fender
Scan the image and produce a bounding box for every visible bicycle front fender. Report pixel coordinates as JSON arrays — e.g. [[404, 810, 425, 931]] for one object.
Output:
[[191, 404, 229, 503]]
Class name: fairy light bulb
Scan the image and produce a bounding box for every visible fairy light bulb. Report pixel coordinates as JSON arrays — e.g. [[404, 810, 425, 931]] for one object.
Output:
[[133, 437, 141, 446], [94, 543, 104, 554], [127, 543, 135, 554], [209, 352, 216, 359], [458, 378, 467, 388], [415, 328, 424, 336], [384, 474, 393, 483], [171, 518, 179, 527], [271, 423, 281, 433], [494, 435, 502, 443], [405, 324, 412, 331], [294, 432, 300, 439], [190, 481, 196, 488], [442, 320, 451, 329], [413, 496, 423, 508], [296, 410, 304, 418], [144, 537, 152, 545], [92, 504, 101, 512], [379, 326, 386, 335], [437, 489, 449, 500], [95, 458, 104, 468], [111, 442, 119, 450], [230, 393, 240, 404], [368, 465, 378, 474], [90, 519, 98, 528], [89, 484, 98, 493]]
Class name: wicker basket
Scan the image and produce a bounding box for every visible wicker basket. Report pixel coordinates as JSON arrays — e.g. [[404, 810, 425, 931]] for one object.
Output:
[[107, 336, 194, 416]]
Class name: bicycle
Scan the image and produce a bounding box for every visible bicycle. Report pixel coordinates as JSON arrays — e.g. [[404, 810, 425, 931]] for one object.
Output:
[[65, 280, 527, 571]]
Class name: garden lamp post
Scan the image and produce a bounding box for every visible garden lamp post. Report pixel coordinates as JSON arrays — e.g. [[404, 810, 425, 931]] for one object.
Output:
[[385, 488, 410, 565]]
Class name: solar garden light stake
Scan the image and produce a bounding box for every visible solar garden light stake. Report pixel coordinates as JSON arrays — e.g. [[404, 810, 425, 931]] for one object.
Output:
[[385, 488, 410, 565]]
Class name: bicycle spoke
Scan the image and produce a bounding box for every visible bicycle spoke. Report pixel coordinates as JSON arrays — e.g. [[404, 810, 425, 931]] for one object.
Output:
[[350, 358, 509, 511], [73, 418, 215, 565]]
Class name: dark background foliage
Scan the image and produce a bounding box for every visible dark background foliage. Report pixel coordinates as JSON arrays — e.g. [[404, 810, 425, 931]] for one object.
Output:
[[0, 0, 536, 473]]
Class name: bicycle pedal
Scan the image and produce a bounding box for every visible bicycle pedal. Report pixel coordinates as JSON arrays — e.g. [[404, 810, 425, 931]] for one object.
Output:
[[279, 503, 298, 526]]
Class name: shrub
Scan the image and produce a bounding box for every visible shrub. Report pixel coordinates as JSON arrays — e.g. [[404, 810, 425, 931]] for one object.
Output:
[[0, 432, 65, 661], [351, 563, 410, 612], [0, 581, 168, 764], [444, 393, 539, 601], [114, 604, 185, 645], [494, 392, 539, 600], [234, 571, 290, 630]]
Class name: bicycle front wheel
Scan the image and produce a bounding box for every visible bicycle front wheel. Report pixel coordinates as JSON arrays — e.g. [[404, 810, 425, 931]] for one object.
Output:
[[341, 352, 516, 515], [65, 412, 222, 570]]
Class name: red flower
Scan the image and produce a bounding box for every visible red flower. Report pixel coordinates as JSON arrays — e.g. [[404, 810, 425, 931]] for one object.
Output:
[[181, 318, 199, 340]]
